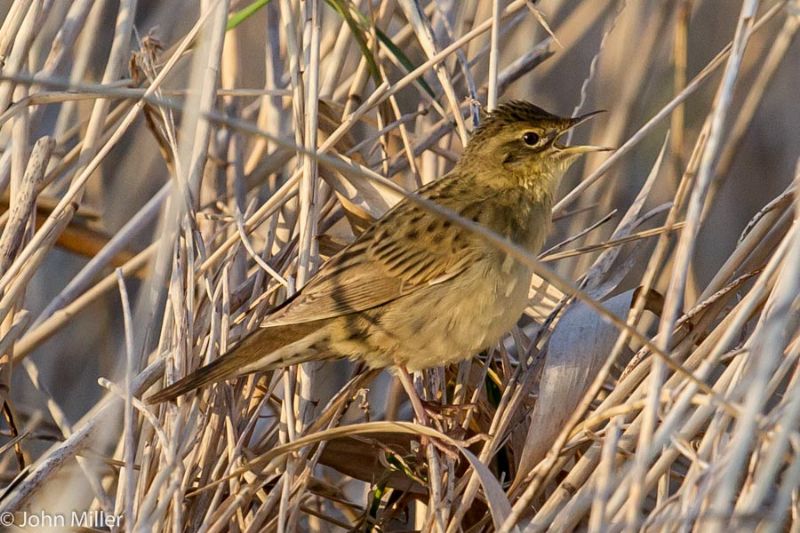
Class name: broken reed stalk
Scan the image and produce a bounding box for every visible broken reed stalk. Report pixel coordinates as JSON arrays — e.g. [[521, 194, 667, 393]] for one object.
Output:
[[0, 1, 798, 531]]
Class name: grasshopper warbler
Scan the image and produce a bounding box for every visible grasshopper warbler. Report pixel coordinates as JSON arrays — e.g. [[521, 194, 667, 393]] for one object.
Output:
[[147, 101, 610, 404]]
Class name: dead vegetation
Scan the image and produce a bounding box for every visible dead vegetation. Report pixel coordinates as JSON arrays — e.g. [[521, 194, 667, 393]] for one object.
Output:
[[1, 0, 799, 531]]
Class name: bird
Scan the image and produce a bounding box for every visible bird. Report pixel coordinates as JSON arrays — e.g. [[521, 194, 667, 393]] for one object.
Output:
[[146, 101, 610, 405]]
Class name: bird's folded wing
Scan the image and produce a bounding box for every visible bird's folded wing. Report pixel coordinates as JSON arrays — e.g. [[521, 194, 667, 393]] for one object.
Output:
[[265, 199, 479, 326]]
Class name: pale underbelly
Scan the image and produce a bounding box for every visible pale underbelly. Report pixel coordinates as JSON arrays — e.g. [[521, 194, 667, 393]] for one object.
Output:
[[337, 257, 532, 370]]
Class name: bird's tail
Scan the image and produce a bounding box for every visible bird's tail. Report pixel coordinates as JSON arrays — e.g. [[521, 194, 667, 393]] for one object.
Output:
[[145, 320, 326, 404]]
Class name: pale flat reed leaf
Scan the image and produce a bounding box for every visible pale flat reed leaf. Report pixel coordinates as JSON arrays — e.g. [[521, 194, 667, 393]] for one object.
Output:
[[460, 446, 514, 531], [517, 289, 636, 475], [2, 1, 799, 530]]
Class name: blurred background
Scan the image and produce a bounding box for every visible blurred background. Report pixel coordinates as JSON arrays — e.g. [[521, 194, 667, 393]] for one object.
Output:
[[1, 0, 798, 529], [11, 0, 796, 419]]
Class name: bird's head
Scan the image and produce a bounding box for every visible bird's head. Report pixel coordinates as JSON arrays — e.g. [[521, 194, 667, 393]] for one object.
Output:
[[462, 101, 611, 186]]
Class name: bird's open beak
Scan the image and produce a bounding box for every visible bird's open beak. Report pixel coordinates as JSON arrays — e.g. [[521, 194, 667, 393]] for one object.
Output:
[[553, 110, 615, 154]]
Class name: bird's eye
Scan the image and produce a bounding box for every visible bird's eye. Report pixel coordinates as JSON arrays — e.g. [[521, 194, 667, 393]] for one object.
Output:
[[522, 132, 541, 146]]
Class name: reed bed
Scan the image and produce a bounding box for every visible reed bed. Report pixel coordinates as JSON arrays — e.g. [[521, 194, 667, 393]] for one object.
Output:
[[0, 0, 799, 531]]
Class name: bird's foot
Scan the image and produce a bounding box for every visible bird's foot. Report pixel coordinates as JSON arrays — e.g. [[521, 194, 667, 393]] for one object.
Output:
[[419, 399, 478, 422]]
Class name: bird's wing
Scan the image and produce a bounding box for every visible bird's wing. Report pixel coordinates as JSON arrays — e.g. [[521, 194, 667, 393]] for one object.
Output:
[[266, 182, 483, 326]]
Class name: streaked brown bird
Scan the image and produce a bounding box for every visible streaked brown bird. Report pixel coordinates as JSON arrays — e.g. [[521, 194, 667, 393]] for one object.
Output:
[[147, 101, 609, 404]]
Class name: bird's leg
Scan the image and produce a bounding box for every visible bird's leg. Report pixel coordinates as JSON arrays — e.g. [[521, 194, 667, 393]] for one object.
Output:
[[419, 400, 478, 423], [396, 367, 429, 426], [396, 368, 473, 424], [396, 368, 463, 465]]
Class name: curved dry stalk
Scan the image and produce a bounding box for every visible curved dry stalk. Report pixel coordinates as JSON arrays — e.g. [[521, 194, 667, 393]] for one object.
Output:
[[2, 1, 799, 531]]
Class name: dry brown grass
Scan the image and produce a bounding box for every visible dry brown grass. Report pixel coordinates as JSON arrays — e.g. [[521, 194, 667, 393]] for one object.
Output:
[[1, 0, 799, 531]]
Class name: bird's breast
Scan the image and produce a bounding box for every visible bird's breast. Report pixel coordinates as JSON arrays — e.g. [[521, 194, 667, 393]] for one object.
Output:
[[363, 256, 532, 370], [488, 191, 553, 255]]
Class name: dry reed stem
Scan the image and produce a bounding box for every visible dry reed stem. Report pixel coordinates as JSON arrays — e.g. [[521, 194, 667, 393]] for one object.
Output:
[[1, 1, 799, 531]]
